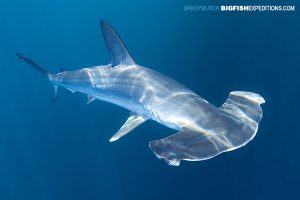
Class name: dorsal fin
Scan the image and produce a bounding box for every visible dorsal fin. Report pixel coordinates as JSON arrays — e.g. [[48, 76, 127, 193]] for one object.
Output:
[[100, 20, 135, 66]]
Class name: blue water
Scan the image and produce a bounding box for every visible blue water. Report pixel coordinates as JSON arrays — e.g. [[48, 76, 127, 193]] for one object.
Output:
[[0, 0, 299, 199]]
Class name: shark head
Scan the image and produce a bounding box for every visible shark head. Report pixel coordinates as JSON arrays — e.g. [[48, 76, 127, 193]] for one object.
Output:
[[149, 139, 182, 166]]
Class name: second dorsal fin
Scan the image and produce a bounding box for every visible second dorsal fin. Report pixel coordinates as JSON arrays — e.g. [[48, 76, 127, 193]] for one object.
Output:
[[100, 20, 135, 66]]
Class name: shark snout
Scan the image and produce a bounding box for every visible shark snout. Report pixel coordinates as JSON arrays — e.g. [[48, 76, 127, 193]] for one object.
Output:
[[149, 139, 182, 166]]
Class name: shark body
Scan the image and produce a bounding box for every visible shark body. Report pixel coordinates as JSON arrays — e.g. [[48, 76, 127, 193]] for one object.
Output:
[[16, 20, 265, 166]]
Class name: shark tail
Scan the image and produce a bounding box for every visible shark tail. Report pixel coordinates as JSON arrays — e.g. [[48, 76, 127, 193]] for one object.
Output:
[[15, 52, 50, 76], [15, 52, 59, 101], [149, 91, 265, 166]]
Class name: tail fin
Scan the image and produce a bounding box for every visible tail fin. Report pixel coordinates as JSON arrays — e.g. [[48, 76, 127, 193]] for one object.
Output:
[[149, 91, 265, 166], [15, 52, 58, 101], [15, 52, 49, 76]]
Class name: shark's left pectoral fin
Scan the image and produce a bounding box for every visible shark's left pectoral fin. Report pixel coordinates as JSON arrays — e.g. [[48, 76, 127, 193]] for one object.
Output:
[[110, 113, 147, 142]]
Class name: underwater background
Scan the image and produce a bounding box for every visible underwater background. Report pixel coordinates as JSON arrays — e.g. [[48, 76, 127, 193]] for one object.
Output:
[[0, 0, 299, 199]]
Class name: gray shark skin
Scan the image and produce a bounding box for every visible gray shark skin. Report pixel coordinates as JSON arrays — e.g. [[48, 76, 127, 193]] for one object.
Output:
[[16, 20, 265, 166]]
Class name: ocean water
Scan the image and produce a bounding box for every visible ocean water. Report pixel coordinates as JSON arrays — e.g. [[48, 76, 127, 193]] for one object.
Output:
[[0, 0, 299, 199]]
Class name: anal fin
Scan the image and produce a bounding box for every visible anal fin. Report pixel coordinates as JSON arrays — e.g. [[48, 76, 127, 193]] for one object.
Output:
[[110, 113, 147, 142]]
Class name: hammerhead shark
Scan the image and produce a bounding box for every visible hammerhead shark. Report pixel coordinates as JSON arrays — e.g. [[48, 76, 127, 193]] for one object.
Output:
[[16, 20, 264, 166]]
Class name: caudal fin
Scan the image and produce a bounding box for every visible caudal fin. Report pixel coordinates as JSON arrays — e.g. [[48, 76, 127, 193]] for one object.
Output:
[[15, 52, 50, 76], [15, 52, 59, 101]]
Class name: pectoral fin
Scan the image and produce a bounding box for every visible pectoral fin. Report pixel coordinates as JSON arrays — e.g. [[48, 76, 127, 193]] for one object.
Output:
[[110, 113, 147, 142]]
